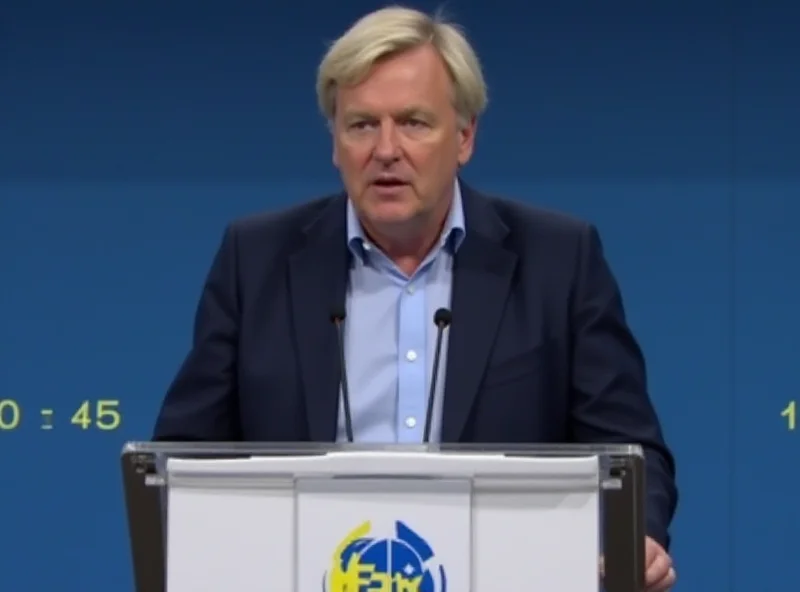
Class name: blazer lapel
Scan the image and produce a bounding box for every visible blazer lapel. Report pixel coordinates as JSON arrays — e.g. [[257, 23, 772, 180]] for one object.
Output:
[[441, 186, 518, 442], [288, 195, 349, 442]]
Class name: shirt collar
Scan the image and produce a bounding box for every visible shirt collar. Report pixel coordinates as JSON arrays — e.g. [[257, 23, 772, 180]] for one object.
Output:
[[346, 179, 466, 258]]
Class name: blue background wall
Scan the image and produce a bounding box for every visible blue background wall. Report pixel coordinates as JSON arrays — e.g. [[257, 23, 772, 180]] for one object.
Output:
[[1, 0, 798, 590]]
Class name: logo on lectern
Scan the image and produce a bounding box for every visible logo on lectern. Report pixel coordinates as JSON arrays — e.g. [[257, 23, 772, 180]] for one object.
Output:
[[322, 520, 447, 592]]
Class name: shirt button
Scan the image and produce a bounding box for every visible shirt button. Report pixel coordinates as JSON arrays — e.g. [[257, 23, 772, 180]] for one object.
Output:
[[406, 350, 417, 362], [407, 285, 415, 294], [405, 417, 417, 428]]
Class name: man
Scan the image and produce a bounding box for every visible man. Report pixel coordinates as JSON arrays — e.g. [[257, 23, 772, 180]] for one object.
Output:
[[153, 6, 677, 590]]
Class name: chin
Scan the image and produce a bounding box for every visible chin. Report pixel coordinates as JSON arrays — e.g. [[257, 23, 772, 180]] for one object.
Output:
[[366, 183, 413, 200], [368, 204, 417, 225]]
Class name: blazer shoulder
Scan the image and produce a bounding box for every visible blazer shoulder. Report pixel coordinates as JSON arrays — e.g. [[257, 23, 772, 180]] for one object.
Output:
[[207, 193, 345, 279]]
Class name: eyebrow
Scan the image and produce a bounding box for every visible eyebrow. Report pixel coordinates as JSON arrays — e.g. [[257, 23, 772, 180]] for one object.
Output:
[[342, 107, 436, 123]]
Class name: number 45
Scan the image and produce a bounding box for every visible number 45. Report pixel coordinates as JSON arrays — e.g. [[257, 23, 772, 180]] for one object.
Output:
[[71, 400, 122, 431]]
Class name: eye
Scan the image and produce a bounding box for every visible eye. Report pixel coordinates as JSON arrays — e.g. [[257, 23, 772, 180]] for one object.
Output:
[[404, 118, 427, 127], [349, 120, 375, 130]]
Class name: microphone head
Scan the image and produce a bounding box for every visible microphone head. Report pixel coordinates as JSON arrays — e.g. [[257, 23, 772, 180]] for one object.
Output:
[[329, 307, 346, 323], [433, 307, 452, 327]]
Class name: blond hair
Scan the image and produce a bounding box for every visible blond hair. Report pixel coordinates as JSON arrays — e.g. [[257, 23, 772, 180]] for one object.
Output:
[[316, 6, 488, 128]]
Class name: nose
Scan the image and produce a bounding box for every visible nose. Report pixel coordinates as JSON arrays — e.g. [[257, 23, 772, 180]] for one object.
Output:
[[373, 120, 401, 163]]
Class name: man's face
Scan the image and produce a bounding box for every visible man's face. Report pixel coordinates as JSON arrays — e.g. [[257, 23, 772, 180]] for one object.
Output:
[[332, 44, 476, 237]]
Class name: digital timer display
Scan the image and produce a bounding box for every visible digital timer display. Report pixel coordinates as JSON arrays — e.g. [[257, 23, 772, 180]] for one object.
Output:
[[0, 399, 122, 432]]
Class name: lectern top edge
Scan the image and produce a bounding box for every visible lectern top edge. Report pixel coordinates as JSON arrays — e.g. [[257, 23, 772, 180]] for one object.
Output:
[[121, 440, 644, 458]]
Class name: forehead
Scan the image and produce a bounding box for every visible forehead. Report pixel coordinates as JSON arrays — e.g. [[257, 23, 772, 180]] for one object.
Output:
[[337, 44, 453, 114]]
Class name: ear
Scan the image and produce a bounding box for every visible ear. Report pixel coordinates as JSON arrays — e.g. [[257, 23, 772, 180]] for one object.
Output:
[[330, 120, 340, 168], [457, 117, 477, 166]]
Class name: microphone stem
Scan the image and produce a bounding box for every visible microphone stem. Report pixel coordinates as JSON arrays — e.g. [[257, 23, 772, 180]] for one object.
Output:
[[334, 319, 354, 443], [423, 323, 446, 443]]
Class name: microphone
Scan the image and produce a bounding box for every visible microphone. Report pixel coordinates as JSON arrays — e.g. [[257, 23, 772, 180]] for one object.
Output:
[[330, 307, 355, 443], [423, 307, 453, 443]]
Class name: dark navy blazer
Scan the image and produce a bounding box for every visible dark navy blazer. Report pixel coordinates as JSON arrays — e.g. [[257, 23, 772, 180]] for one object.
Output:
[[153, 183, 678, 548]]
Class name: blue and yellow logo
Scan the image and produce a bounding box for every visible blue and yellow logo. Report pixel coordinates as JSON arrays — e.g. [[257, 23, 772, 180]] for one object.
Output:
[[323, 520, 447, 592]]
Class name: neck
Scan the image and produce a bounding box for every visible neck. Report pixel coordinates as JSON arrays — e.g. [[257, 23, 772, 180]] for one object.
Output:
[[354, 185, 456, 276], [362, 207, 450, 276], [365, 223, 442, 276]]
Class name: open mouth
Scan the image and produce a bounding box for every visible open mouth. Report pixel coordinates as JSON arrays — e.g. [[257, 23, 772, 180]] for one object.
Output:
[[372, 177, 407, 188]]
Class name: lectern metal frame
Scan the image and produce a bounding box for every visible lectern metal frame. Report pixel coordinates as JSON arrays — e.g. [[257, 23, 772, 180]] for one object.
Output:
[[122, 442, 645, 592]]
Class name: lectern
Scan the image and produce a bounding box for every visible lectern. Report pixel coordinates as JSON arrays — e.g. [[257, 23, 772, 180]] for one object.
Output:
[[122, 443, 645, 591]]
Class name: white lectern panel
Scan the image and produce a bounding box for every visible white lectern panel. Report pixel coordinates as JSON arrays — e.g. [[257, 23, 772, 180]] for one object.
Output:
[[165, 451, 600, 592], [473, 483, 599, 590], [165, 477, 295, 592]]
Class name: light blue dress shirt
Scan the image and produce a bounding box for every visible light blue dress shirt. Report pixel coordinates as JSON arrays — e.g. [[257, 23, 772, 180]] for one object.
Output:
[[336, 181, 466, 444]]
